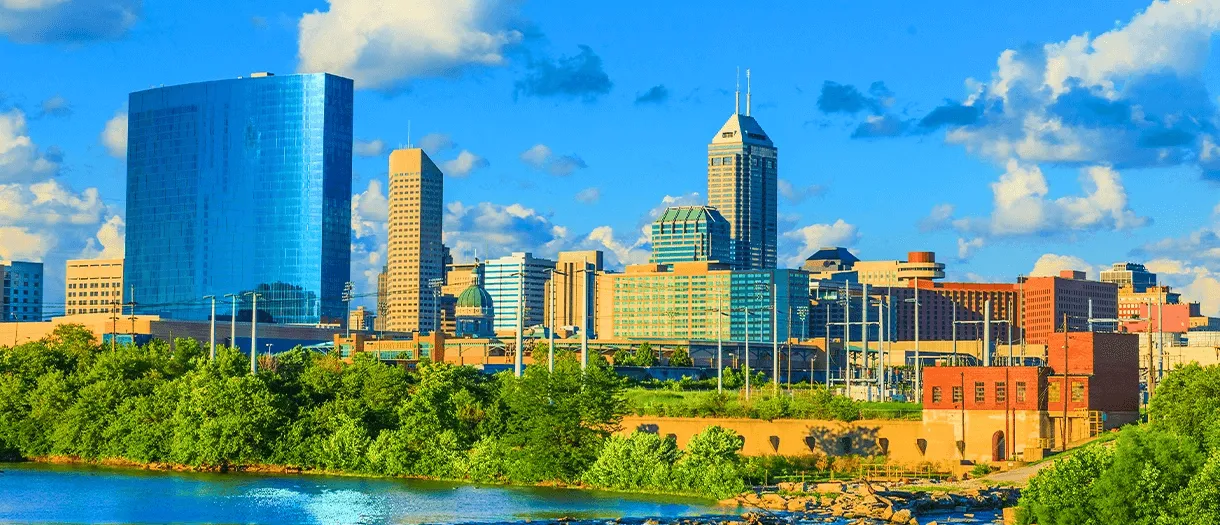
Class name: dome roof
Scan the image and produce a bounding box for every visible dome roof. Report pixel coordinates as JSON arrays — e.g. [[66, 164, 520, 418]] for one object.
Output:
[[456, 284, 493, 309]]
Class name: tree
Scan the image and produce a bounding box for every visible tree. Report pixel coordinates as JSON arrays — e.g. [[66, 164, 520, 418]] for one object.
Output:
[[635, 342, 657, 367], [668, 347, 693, 367]]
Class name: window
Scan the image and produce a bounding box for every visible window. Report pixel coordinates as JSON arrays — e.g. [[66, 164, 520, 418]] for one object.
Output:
[[1016, 382, 1027, 403], [1049, 382, 1061, 403], [951, 386, 963, 403], [974, 382, 986, 403], [932, 386, 943, 403], [996, 382, 1007, 403], [1071, 381, 1085, 403]]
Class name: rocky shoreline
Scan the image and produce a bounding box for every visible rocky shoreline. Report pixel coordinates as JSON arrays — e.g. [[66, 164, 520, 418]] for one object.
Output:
[[723, 481, 1017, 525]]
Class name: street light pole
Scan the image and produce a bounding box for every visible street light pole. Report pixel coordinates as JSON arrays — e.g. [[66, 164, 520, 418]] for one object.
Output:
[[203, 295, 216, 360], [744, 306, 751, 401], [716, 296, 724, 393], [224, 293, 238, 351], [512, 266, 526, 378], [580, 263, 591, 371], [772, 282, 779, 393], [547, 268, 565, 373], [343, 281, 354, 337], [244, 292, 261, 374]]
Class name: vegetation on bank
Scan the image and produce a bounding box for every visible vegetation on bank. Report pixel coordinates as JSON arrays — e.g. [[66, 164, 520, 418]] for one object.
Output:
[[624, 387, 922, 421], [1018, 363, 1220, 524], [0, 325, 759, 499]]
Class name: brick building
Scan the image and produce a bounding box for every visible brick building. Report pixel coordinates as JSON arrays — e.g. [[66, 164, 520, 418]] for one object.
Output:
[[1020, 271, 1118, 345], [922, 332, 1138, 461]]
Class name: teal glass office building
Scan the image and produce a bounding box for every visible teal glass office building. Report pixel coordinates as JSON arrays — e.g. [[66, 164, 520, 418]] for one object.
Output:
[[124, 73, 353, 324]]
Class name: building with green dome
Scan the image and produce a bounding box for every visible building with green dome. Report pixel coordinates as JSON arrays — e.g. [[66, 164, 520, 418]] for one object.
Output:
[[454, 267, 495, 338]]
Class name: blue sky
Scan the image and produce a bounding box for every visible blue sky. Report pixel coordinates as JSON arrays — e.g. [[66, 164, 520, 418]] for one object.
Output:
[[4, 0, 1220, 313]]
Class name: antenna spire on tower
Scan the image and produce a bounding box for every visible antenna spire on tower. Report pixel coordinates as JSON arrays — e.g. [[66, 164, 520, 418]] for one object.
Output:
[[735, 67, 741, 115], [746, 68, 752, 116], [407, 120, 413, 149]]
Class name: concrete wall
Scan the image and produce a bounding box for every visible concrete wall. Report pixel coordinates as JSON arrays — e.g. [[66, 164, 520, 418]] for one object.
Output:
[[621, 410, 1052, 467]]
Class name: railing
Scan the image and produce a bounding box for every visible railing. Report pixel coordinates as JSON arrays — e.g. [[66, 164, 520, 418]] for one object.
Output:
[[862, 464, 951, 481]]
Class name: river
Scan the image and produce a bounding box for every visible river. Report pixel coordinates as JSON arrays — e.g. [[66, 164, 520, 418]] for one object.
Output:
[[0, 462, 722, 524]]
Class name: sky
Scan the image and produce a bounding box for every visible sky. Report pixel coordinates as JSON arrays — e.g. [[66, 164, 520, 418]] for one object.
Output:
[[4, 0, 1220, 314]]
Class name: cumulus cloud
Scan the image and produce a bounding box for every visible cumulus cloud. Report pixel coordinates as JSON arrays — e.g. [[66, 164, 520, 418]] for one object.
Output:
[[296, 0, 523, 90], [100, 110, 127, 158], [780, 219, 860, 267], [350, 179, 389, 307], [518, 143, 587, 176], [514, 45, 613, 102], [79, 214, 125, 259], [0, 0, 140, 44], [824, 0, 1220, 178], [583, 226, 649, 267], [1144, 258, 1220, 315], [0, 109, 60, 182], [957, 237, 985, 260], [935, 161, 1146, 246], [1029, 253, 1097, 279], [777, 178, 825, 204], [441, 150, 489, 177], [817, 81, 894, 115], [575, 187, 600, 204], [634, 84, 669, 105], [0, 179, 117, 269], [38, 95, 71, 118], [443, 201, 569, 262], [353, 139, 384, 157], [418, 133, 456, 155]]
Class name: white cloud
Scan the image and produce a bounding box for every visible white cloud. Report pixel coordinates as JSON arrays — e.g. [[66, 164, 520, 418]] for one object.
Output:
[[584, 226, 649, 267], [441, 150, 489, 177], [443, 201, 569, 262], [780, 219, 860, 267], [418, 133, 455, 155], [0, 109, 59, 182], [1144, 258, 1220, 316], [519, 143, 552, 168], [79, 214, 124, 259], [518, 143, 586, 176], [957, 237, 985, 260], [943, 160, 1146, 240], [0, 227, 51, 261], [0, 0, 139, 43], [777, 179, 825, 204], [100, 110, 127, 159], [39, 95, 71, 117], [574, 187, 600, 204], [1029, 253, 1097, 279], [296, 0, 523, 90], [350, 179, 389, 308], [353, 139, 384, 157]]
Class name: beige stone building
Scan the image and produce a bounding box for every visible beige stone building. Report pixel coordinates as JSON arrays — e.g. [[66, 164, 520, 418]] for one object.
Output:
[[386, 149, 444, 333], [65, 258, 124, 316], [348, 306, 374, 331], [543, 251, 604, 337]]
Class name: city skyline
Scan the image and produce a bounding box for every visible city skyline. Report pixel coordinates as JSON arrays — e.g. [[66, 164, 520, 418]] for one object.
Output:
[[4, 0, 1220, 315]]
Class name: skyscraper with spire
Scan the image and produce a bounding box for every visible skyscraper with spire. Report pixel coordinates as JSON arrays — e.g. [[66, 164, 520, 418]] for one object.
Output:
[[707, 69, 777, 270]]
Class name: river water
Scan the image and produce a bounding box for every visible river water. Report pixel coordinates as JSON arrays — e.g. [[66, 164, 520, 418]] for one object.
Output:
[[0, 463, 721, 524]]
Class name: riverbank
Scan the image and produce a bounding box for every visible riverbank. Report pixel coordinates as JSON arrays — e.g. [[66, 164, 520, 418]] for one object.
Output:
[[724, 481, 1018, 524]]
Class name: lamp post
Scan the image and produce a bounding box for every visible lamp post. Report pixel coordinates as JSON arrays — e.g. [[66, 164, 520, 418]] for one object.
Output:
[[577, 263, 593, 371], [244, 292, 261, 374], [796, 305, 808, 386], [224, 293, 238, 351], [512, 267, 526, 378], [547, 268, 566, 373], [203, 295, 216, 360]]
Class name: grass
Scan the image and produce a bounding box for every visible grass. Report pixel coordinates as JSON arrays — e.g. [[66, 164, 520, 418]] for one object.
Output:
[[623, 387, 922, 421]]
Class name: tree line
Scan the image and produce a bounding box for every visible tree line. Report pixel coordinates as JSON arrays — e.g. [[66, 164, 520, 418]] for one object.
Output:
[[1019, 363, 1220, 524], [0, 325, 745, 499]]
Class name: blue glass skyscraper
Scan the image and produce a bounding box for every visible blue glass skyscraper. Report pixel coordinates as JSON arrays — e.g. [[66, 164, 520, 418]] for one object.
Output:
[[124, 72, 353, 324]]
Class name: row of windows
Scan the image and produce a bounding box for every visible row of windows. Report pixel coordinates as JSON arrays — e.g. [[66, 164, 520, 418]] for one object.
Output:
[[932, 381, 1028, 404], [68, 281, 121, 289]]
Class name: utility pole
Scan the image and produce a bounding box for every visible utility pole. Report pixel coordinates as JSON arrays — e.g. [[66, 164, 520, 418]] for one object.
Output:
[[224, 293, 238, 351], [203, 295, 216, 360], [547, 268, 564, 373], [716, 296, 725, 393], [245, 292, 261, 374], [772, 282, 779, 393], [110, 300, 118, 353], [1062, 314, 1069, 451], [744, 306, 751, 401], [580, 263, 591, 371], [513, 266, 526, 378]]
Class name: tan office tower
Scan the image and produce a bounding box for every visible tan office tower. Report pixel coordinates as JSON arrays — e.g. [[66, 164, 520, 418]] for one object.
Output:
[[708, 69, 777, 270], [65, 258, 124, 315], [374, 265, 388, 331], [386, 149, 444, 332], [543, 250, 604, 335]]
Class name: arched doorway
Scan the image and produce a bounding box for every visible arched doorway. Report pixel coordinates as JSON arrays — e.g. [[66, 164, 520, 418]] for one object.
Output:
[[992, 431, 1006, 462]]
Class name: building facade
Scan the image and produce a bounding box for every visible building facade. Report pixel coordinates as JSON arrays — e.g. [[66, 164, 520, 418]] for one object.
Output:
[[543, 250, 603, 337], [484, 252, 556, 333], [374, 265, 388, 332], [348, 306, 374, 331], [124, 72, 353, 324], [385, 148, 444, 333], [649, 206, 731, 267], [1117, 285, 1179, 320], [1100, 262, 1157, 293], [65, 258, 124, 316], [454, 266, 495, 338], [603, 261, 809, 342], [1, 261, 43, 322], [707, 82, 777, 270], [1022, 271, 1119, 345]]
